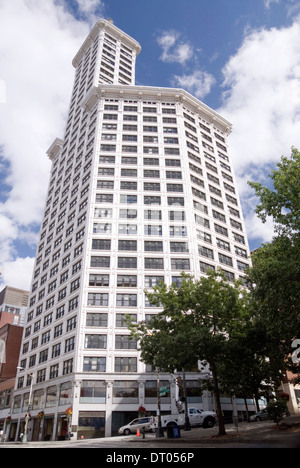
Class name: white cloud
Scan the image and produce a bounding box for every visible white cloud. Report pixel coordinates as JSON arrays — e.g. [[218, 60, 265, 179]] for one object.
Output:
[[172, 70, 216, 100], [157, 30, 215, 100], [1, 257, 35, 291], [264, 0, 280, 9], [218, 16, 300, 246], [75, 0, 105, 25], [157, 30, 194, 65], [0, 0, 102, 290]]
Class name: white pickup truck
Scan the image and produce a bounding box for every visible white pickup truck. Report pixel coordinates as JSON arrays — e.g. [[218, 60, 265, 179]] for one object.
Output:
[[151, 407, 217, 430]]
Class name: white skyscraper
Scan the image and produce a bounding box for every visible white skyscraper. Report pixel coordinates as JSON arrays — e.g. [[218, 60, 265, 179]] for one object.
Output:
[[11, 19, 251, 441]]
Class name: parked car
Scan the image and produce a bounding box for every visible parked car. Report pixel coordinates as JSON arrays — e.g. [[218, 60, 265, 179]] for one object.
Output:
[[118, 417, 153, 435], [249, 408, 269, 422]]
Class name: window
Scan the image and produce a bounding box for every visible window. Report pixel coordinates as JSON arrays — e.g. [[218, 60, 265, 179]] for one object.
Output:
[[167, 197, 184, 206], [87, 293, 109, 306], [90, 256, 110, 268], [98, 167, 115, 176], [116, 294, 137, 307], [117, 275, 137, 287], [222, 270, 235, 282], [217, 238, 230, 251], [237, 260, 249, 272], [65, 337, 75, 353], [120, 181, 137, 190], [171, 258, 190, 270], [39, 349, 48, 364], [198, 245, 214, 259], [233, 232, 245, 244], [144, 182, 160, 191], [169, 226, 187, 237], [200, 261, 215, 273], [85, 335, 107, 349], [235, 246, 248, 258], [230, 219, 243, 231], [218, 253, 233, 267], [89, 274, 109, 287], [121, 168, 137, 177], [94, 208, 112, 218], [118, 224, 137, 235], [120, 209, 137, 219], [144, 276, 164, 287], [166, 171, 182, 179], [54, 324, 63, 338], [68, 297, 78, 312], [83, 357, 106, 372], [52, 342, 61, 359], [144, 209, 161, 220], [117, 257, 137, 269], [86, 313, 108, 327], [143, 157, 159, 165], [67, 316, 76, 332], [167, 183, 183, 192], [144, 241, 163, 252], [120, 194, 137, 204], [144, 196, 161, 205], [143, 147, 159, 154], [115, 335, 137, 349], [215, 224, 228, 237], [144, 169, 160, 178], [116, 314, 137, 327], [170, 242, 188, 252], [144, 225, 162, 236], [93, 223, 112, 234], [80, 380, 106, 401], [95, 194, 113, 203], [144, 258, 164, 269], [165, 158, 181, 167], [118, 240, 137, 251], [92, 239, 111, 250], [114, 358, 137, 373], [213, 210, 226, 223]]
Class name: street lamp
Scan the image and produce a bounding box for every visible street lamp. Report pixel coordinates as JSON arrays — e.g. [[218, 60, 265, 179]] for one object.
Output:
[[156, 367, 164, 438], [17, 367, 35, 443], [182, 368, 191, 431]]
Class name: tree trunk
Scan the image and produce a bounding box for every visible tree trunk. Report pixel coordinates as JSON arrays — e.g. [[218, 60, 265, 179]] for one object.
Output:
[[210, 359, 226, 436]]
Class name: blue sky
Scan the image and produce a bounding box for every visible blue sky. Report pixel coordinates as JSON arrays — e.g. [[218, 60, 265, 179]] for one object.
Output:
[[1, 0, 300, 290]]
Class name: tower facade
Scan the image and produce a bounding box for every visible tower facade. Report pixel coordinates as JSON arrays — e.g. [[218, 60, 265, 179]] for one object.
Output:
[[12, 20, 251, 440]]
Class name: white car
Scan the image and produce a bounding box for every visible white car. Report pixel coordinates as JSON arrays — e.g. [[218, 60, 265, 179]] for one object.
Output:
[[118, 417, 153, 435]]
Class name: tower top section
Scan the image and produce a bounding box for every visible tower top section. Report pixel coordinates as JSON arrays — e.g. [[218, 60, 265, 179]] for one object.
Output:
[[72, 18, 142, 68]]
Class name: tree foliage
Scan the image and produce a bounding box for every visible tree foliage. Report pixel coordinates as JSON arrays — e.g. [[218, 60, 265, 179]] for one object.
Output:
[[247, 147, 300, 376], [248, 147, 300, 234], [128, 271, 250, 436]]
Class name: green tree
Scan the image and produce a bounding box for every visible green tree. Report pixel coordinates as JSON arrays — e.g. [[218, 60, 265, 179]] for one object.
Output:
[[248, 147, 300, 235], [129, 271, 249, 436], [247, 148, 300, 375], [266, 399, 287, 426]]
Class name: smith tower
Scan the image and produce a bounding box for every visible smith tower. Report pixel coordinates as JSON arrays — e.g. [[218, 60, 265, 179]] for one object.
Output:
[[12, 20, 250, 440]]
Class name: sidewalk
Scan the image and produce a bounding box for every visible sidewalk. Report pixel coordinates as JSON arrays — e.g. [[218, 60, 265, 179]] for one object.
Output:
[[1, 415, 299, 448], [128, 414, 300, 447]]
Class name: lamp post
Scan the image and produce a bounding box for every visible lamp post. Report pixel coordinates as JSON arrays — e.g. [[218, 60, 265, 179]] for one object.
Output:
[[17, 367, 34, 443], [156, 367, 164, 438], [182, 368, 191, 431]]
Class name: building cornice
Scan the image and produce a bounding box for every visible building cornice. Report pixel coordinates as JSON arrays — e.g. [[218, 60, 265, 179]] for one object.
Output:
[[46, 137, 64, 161], [81, 84, 232, 135], [72, 19, 141, 68]]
